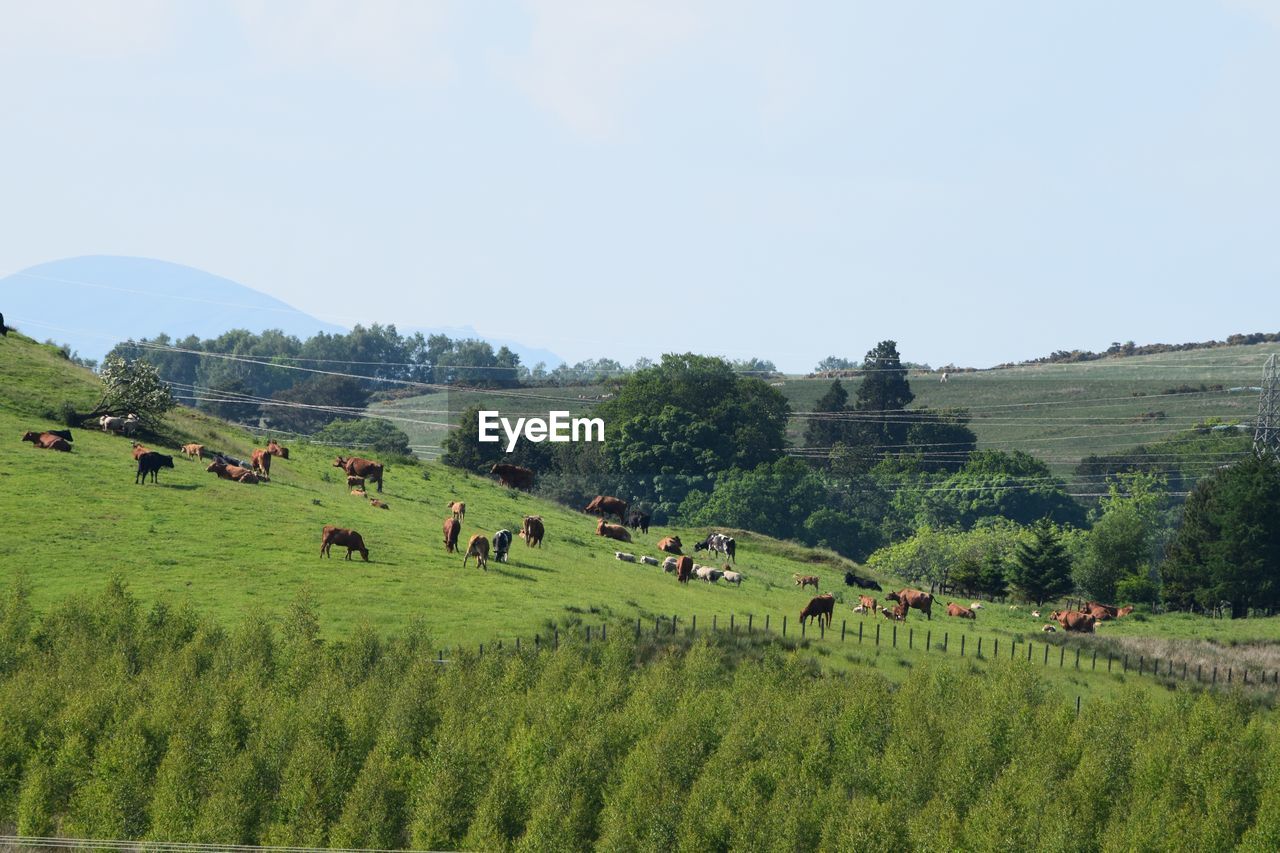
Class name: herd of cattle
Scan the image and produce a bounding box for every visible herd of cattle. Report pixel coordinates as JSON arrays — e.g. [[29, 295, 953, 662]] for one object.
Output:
[[19, 420, 1141, 633]]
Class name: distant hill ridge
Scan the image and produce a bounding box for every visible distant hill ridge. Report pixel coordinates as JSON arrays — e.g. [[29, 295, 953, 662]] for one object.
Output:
[[997, 332, 1280, 369]]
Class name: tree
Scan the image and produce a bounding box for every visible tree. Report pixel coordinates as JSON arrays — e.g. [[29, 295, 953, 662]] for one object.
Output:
[[312, 418, 413, 456], [1163, 454, 1280, 617], [1073, 472, 1168, 602], [82, 355, 175, 426], [803, 380, 856, 459], [853, 340, 914, 448], [814, 356, 858, 372], [270, 375, 372, 434], [1009, 521, 1074, 605], [679, 458, 825, 543]]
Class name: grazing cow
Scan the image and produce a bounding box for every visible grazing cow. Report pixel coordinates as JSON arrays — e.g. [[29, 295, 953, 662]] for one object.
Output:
[[370, 499, 389, 510], [21, 431, 72, 452], [845, 571, 881, 589], [676, 556, 693, 583], [490, 462, 535, 490], [181, 443, 204, 461], [334, 456, 383, 492], [251, 449, 271, 478], [266, 439, 290, 459], [584, 495, 628, 523], [1049, 610, 1096, 633], [695, 533, 736, 562], [493, 529, 512, 563], [657, 536, 683, 555], [640, 555, 660, 566], [596, 519, 632, 542], [443, 517, 461, 553], [627, 510, 651, 534], [1117, 606, 1135, 617], [522, 516, 544, 548], [347, 475, 365, 489], [886, 589, 935, 621], [859, 595, 877, 613], [800, 593, 835, 628], [135, 451, 174, 484], [448, 501, 466, 521], [351, 488, 367, 497], [794, 574, 820, 591], [320, 526, 369, 561], [662, 556, 679, 573], [947, 603, 976, 620], [463, 534, 490, 570], [722, 570, 743, 586], [1042, 624, 1057, 633], [615, 552, 637, 563]]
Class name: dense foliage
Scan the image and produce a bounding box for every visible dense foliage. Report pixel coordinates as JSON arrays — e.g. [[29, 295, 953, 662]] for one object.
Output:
[[311, 418, 413, 457], [80, 355, 175, 426], [4, 579, 1280, 849]]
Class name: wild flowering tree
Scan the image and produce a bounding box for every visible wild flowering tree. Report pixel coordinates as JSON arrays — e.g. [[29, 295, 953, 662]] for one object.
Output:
[[88, 355, 176, 425]]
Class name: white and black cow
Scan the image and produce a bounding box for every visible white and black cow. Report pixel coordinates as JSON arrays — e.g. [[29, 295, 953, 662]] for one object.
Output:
[[493, 529, 513, 563], [694, 532, 736, 563]]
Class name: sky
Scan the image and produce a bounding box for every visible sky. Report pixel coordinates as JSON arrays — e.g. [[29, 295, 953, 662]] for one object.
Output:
[[1, 1, 1278, 372]]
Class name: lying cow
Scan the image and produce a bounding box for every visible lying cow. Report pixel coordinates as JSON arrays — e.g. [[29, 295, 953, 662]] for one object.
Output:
[[21, 431, 72, 452], [321, 526, 369, 561], [596, 519, 632, 542], [463, 534, 490, 571], [800, 593, 835, 628], [135, 451, 174, 484], [370, 499, 389, 510], [1049, 610, 1096, 633], [946, 603, 976, 620], [657, 536, 683, 554], [206, 460, 259, 483], [493, 529, 512, 563]]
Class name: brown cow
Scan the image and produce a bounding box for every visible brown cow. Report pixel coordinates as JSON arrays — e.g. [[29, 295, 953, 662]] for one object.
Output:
[[370, 499, 389, 510], [800, 593, 835, 628], [130, 442, 150, 460], [490, 462, 535, 490], [1049, 610, 1096, 633], [346, 475, 365, 489], [463, 534, 489, 570], [1116, 606, 1135, 618], [448, 501, 466, 521], [321, 525, 369, 561], [946, 602, 976, 620], [584, 495, 628, 523], [351, 488, 366, 497], [206, 461, 259, 483], [181, 443, 204, 460], [522, 515, 544, 548], [1085, 601, 1119, 618], [334, 456, 384, 492], [251, 449, 272, 478], [675, 555, 693, 583], [881, 606, 902, 621], [794, 574, 820, 590], [443, 517, 461, 553], [21, 431, 72, 452], [266, 439, 290, 459], [657, 536, 683, 554], [886, 589, 935, 621], [596, 519, 632, 542], [858, 594, 877, 613]]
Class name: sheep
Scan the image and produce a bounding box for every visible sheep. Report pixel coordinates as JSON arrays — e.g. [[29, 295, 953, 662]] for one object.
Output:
[[615, 552, 637, 563], [640, 555, 660, 566]]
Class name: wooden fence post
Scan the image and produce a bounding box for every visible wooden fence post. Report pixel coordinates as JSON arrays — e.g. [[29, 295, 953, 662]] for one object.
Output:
[[1138, 656, 1143, 675], [601, 624, 607, 642], [749, 613, 754, 634], [993, 638, 998, 658], [516, 637, 521, 651], [765, 614, 770, 633], [977, 636, 982, 658], [535, 635, 540, 651], [801, 620, 806, 638], [860, 622, 864, 644], [1044, 644, 1049, 665], [1091, 650, 1097, 670], [586, 627, 591, 643], [1059, 647, 1065, 668], [672, 615, 677, 635], [820, 619, 825, 639], [960, 635, 965, 656], [926, 630, 931, 651], [730, 614, 735, 633], [713, 615, 718, 632], [908, 628, 913, 650], [783, 616, 787, 637], [692, 614, 697, 634], [554, 627, 559, 649], [842, 620, 847, 642], [1075, 648, 1080, 669], [876, 622, 880, 646], [1212, 666, 1217, 685], [893, 625, 898, 648], [635, 618, 641, 638], [479, 643, 484, 656], [944, 632, 948, 652]]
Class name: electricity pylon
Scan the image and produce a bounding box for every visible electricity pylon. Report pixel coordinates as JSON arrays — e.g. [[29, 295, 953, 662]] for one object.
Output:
[[1255, 354, 1280, 459]]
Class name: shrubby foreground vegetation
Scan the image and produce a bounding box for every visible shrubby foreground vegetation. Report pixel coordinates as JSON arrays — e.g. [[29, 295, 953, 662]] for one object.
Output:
[[5, 577, 1280, 850]]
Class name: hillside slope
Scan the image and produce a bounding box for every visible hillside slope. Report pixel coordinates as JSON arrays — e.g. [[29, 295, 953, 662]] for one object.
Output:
[[0, 332, 866, 643]]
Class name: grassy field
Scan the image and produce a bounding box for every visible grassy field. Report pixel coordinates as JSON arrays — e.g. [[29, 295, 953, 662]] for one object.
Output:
[[5, 330, 1280, 708]]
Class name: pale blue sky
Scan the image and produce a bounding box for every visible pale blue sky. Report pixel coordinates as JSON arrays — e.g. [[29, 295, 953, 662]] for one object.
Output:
[[2, 1, 1278, 371]]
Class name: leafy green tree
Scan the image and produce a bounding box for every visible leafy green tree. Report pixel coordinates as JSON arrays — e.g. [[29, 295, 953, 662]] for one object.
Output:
[[853, 340, 914, 447], [270, 375, 372, 434], [1163, 454, 1280, 617], [803, 380, 856, 459], [925, 451, 1085, 529], [82, 354, 176, 426], [1010, 521, 1074, 605], [680, 459, 825, 542], [1074, 473, 1168, 603], [813, 356, 858, 372], [312, 418, 413, 456], [801, 508, 881, 562]]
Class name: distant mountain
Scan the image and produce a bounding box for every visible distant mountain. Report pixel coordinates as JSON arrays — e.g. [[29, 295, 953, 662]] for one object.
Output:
[[0, 256, 345, 362], [0, 256, 563, 368]]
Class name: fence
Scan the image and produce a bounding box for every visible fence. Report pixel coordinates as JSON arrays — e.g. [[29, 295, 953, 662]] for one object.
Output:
[[427, 612, 1280, 694]]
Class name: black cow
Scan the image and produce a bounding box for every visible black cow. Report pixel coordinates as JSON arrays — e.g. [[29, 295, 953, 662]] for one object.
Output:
[[493, 529, 512, 563], [136, 451, 175, 484], [627, 510, 651, 534]]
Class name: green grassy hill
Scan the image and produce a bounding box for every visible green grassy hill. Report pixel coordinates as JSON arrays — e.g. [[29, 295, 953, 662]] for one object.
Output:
[[1, 332, 865, 644]]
